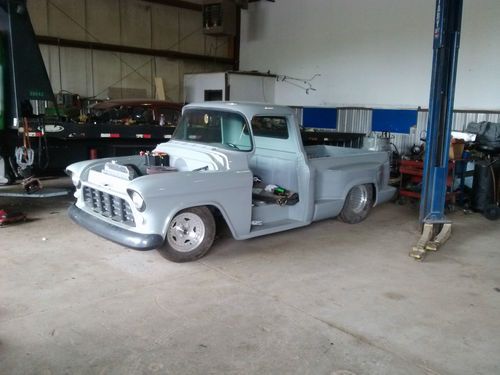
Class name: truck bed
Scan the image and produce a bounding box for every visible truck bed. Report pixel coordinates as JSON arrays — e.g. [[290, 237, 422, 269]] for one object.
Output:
[[305, 144, 380, 159]]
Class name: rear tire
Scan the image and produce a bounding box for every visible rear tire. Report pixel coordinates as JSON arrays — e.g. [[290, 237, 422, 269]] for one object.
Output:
[[158, 206, 216, 262], [339, 184, 374, 224]]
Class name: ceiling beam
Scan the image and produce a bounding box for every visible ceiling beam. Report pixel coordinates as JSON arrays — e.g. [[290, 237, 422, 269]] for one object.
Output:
[[36, 36, 234, 65], [142, 0, 275, 12], [141, 0, 202, 11]]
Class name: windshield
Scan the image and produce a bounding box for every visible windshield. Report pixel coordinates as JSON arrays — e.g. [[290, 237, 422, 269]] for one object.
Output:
[[172, 109, 252, 151]]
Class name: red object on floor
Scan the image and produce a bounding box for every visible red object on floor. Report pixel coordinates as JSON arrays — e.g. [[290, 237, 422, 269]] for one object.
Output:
[[0, 209, 26, 225]]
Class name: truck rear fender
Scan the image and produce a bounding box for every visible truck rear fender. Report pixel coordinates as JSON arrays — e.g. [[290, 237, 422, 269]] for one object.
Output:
[[316, 162, 380, 203], [342, 178, 377, 205], [335, 165, 380, 204], [339, 161, 390, 206]]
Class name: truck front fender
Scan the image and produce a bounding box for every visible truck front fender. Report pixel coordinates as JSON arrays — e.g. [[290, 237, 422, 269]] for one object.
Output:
[[128, 169, 253, 239]]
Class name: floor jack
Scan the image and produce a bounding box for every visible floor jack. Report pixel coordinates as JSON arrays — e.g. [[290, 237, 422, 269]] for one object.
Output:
[[410, 0, 463, 261]]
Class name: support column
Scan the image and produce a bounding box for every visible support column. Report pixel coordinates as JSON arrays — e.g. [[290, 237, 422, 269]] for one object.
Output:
[[411, 0, 463, 260]]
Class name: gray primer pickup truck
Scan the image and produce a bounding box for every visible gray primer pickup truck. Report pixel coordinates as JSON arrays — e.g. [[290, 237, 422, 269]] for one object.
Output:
[[67, 102, 395, 262]]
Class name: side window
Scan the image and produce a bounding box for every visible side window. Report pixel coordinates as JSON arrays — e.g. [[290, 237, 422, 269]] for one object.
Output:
[[251, 116, 289, 139], [132, 106, 148, 123], [157, 108, 180, 126]]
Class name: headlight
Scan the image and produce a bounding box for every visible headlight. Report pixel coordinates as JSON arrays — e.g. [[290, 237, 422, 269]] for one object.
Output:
[[67, 170, 81, 189], [129, 190, 146, 211], [72, 175, 81, 188]]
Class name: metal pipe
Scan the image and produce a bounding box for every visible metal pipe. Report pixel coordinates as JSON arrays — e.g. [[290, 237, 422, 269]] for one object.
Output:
[[141, 0, 202, 12]]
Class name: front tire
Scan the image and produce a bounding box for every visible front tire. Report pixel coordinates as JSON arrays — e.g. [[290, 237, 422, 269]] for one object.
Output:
[[339, 184, 374, 224], [158, 206, 216, 262]]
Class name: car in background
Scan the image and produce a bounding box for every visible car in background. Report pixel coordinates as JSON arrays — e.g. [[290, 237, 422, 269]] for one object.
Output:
[[88, 99, 182, 126]]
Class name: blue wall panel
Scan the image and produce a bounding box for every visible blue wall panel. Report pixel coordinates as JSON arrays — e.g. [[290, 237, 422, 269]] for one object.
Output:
[[372, 109, 418, 134], [303, 108, 337, 129]]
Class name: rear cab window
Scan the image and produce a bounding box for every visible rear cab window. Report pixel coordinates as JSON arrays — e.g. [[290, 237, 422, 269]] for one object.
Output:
[[251, 116, 289, 139]]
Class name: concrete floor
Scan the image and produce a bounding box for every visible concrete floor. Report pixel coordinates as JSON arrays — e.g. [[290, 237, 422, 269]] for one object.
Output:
[[1, 179, 499, 375]]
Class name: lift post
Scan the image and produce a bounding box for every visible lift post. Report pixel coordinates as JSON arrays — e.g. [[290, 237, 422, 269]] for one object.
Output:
[[410, 0, 463, 260]]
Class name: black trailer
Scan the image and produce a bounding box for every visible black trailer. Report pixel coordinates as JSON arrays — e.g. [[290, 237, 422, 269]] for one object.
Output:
[[0, 0, 178, 184]]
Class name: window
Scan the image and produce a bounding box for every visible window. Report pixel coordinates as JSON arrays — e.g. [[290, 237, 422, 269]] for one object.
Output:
[[172, 109, 252, 152], [157, 107, 180, 126], [204, 90, 223, 101], [90, 105, 151, 124], [251, 116, 289, 139], [131, 106, 151, 123]]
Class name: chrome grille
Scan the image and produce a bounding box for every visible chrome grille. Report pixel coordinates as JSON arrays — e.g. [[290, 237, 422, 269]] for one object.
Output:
[[83, 186, 135, 226]]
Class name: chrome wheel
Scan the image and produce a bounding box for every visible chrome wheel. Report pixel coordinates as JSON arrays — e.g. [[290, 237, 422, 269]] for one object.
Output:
[[339, 184, 373, 224], [167, 212, 206, 252], [159, 207, 216, 262], [348, 185, 369, 214]]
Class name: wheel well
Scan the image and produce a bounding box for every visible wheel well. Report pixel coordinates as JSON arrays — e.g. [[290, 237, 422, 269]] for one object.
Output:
[[370, 183, 377, 203], [206, 205, 230, 234], [169, 205, 229, 236]]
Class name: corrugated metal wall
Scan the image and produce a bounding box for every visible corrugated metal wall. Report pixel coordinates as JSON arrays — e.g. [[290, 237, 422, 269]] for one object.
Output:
[[26, 0, 232, 101], [335, 109, 500, 154], [299, 107, 500, 154], [385, 111, 500, 154], [337, 108, 372, 134]]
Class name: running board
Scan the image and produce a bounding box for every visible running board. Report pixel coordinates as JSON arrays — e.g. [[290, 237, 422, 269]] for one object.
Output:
[[242, 219, 307, 239]]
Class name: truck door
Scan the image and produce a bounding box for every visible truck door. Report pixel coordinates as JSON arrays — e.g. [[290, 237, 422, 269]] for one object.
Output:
[[249, 115, 312, 223]]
